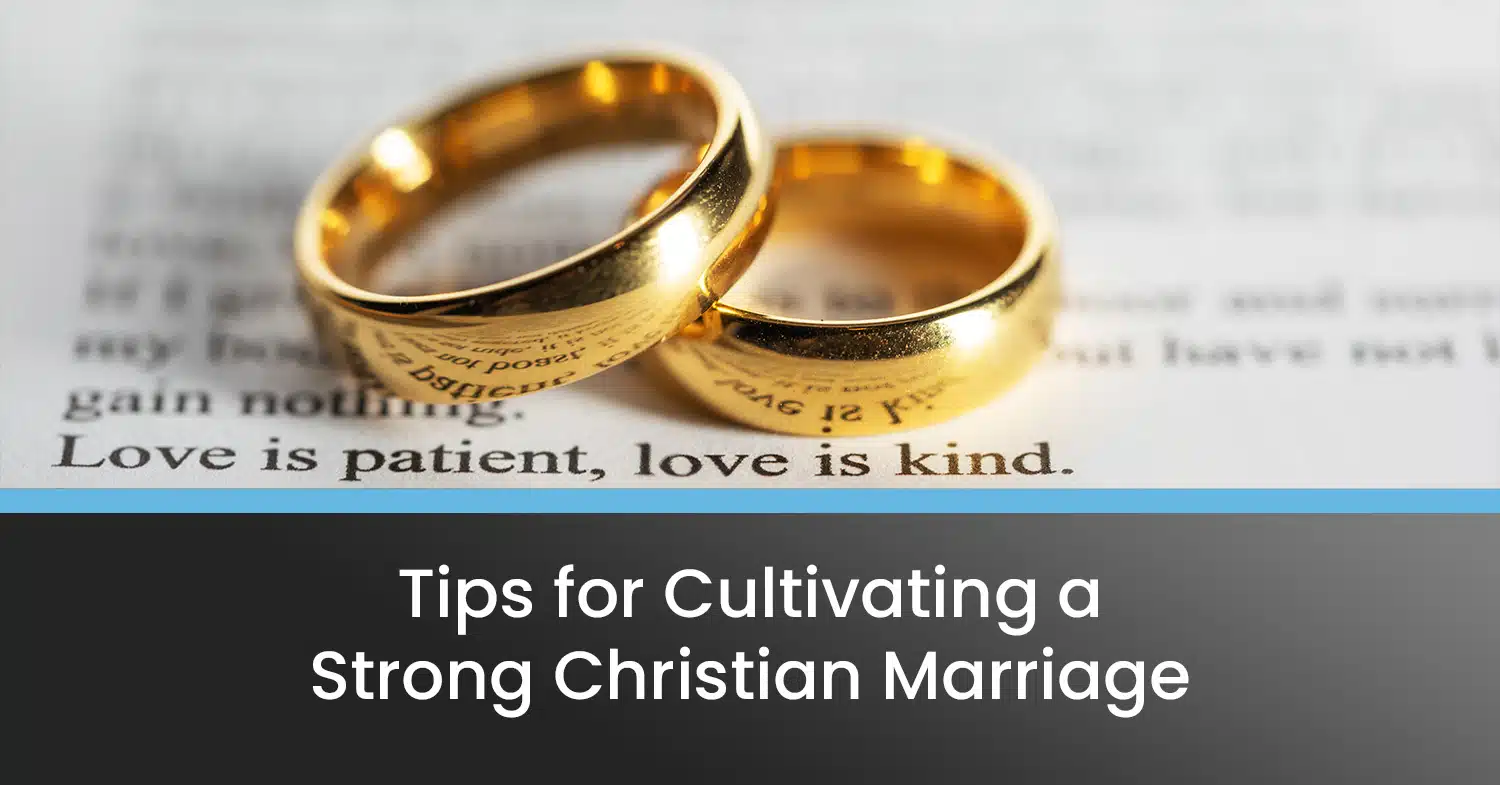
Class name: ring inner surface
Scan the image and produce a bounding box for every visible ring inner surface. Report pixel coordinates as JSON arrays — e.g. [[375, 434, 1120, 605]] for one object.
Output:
[[721, 140, 1029, 322], [314, 61, 721, 290]]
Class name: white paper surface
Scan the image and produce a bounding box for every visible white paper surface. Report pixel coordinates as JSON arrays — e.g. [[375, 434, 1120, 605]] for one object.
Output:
[[2, 0, 1498, 488]]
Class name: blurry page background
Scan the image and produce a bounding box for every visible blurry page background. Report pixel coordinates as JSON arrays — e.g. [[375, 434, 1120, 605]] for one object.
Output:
[[1, 0, 1497, 488]]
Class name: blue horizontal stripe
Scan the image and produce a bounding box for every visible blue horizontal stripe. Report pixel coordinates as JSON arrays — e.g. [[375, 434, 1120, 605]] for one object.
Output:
[[1, 489, 1498, 514]]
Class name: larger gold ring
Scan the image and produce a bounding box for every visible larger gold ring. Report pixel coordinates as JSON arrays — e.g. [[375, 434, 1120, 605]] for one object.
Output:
[[646, 136, 1060, 436], [294, 52, 774, 403]]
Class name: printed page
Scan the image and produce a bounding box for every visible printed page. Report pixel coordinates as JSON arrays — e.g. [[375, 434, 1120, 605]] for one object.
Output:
[[2, 0, 1498, 488]]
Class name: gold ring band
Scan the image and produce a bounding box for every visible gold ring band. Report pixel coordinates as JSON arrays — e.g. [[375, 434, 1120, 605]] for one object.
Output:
[[645, 136, 1060, 436], [294, 51, 774, 403]]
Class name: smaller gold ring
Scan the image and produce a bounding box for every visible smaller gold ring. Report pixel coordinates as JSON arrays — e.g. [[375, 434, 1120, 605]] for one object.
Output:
[[293, 51, 774, 403], [643, 136, 1060, 436]]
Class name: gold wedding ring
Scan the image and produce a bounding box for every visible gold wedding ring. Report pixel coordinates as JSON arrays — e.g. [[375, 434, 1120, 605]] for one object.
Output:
[[643, 136, 1060, 435], [294, 52, 774, 403]]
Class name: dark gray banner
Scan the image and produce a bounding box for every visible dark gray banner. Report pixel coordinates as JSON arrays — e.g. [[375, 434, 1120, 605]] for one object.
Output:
[[7, 515, 1498, 781]]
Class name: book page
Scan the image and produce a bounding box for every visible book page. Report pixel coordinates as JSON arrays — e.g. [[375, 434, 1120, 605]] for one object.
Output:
[[2, 0, 1498, 488]]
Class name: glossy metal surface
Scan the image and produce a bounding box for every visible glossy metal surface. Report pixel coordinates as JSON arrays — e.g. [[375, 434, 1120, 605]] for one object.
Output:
[[647, 136, 1060, 435], [294, 52, 774, 403]]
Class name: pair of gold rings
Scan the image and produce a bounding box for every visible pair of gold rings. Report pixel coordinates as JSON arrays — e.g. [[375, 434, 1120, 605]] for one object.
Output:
[[294, 51, 1059, 436]]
